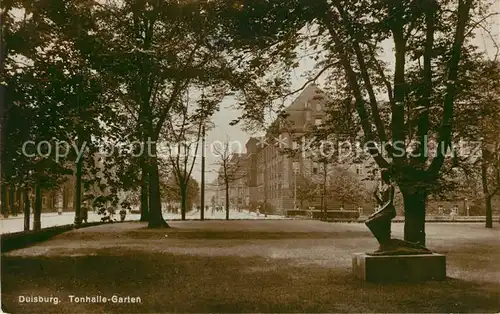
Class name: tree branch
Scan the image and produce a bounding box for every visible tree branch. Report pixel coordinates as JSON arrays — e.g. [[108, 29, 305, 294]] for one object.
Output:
[[415, 0, 436, 163], [279, 63, 335, 99], [335, 4, 387, 142], [323, 8, 389, 169], [390, 2, 407, 164], [366, 44, 394, 106], [428, 0, 474, 175], [154, 38, 204, 137]]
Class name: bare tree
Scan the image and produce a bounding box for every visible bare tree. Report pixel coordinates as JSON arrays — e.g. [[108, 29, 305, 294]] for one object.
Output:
[[213, 137, 246, 220], [165, 95, 201, 220], [164, 87, 220, 219]]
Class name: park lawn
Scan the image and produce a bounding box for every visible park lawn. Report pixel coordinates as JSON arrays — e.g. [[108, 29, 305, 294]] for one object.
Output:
[[2, 221, 500, 313]]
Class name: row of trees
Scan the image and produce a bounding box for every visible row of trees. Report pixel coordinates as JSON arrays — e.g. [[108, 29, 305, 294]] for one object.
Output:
[[2, 0, 305, 229], [294, 167, 366, 210], [2, 1, 498, 240], [0, 0, 252, 229]]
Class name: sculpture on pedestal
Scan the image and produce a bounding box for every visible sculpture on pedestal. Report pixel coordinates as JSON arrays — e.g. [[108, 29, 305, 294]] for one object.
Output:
[[365, 169, 431, 255]]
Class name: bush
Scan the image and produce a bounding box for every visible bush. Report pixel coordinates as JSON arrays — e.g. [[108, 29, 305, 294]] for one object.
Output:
[[311, 210, 359, 220], [286, 210, 309, 217], [1, 222, 107, 253]]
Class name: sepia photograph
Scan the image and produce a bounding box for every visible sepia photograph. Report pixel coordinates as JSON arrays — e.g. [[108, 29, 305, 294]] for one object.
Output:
[[1, 0, 499, 313]]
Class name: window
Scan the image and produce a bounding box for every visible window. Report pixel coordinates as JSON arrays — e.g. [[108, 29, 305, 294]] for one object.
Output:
[[313, 167, 318, 174], [305, 101, 309, 108], [315, 118, 322, 126], [316, 103, 322, 111]]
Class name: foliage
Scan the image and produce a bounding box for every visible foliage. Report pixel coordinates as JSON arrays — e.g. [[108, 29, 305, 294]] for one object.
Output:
[[210, 0, 496, 243], [293, 175, 319, 209], [160, 172, 200, 206], [327, 167, 366, 207]]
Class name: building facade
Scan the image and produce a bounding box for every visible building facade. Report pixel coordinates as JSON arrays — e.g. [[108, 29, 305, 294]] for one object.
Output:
[[218, 84, 376, 214]]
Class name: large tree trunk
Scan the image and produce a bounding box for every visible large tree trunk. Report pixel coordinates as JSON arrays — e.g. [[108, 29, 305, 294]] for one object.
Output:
[[147, 144, 168, 228], [402, 189, 427, 246], [485, 195, 493, 228], [481, 155, 494, 228], [74, 158, 83, 225], [0, 27, 6, 220], [225, 183, 230, 220], [23, 188, 30, 231], [34, 183, 42, 231], [0, 182, 6, 217], [140, 164, 149, 222]]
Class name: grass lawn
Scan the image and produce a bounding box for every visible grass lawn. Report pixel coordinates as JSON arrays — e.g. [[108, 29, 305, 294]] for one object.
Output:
[[2, 220, 500, 313]]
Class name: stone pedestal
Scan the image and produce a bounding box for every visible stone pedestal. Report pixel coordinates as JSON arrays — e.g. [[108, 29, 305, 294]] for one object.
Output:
[[352, 253, 446, 282]]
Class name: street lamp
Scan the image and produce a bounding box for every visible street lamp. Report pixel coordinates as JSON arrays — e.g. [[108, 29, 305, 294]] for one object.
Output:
[[200, 120, 206, 220]]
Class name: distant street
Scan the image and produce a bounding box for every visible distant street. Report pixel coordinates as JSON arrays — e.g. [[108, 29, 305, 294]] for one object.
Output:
[[0, 210, 286, 234]]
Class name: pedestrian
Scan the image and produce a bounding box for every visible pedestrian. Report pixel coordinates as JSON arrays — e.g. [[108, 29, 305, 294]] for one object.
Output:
[[81, 208, 88, 223], [450, 206, 457, 220], [119, 208, 127, 222]]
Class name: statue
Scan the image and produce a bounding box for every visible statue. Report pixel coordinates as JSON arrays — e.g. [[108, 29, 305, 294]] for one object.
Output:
[[365, 169, 431, 256]]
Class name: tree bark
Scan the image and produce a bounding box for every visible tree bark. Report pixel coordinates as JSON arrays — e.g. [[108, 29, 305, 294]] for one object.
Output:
[[23, 188, 30, 231], [0, 19, 7, 218], [140, 164, 149, 221], [225, 182, 230, 220], [485, 194, 493, 228], [481, 147, 493, 228], [0, 182, 6, 217], [402, 189, 427, 246], [428, 0, 474, 173], [147, 142, 168, 228], [34, 183, 42, 231], [74, 158, 83, 225]]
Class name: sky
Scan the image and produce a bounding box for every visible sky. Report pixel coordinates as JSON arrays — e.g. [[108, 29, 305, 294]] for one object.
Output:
[[195, 5, 500, 184]]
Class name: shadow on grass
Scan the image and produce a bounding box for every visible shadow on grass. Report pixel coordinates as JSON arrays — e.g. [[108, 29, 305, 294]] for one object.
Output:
[[55, 228, 371, 241], [2, 249, 499, 313], [126, 230, 370, 240]]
